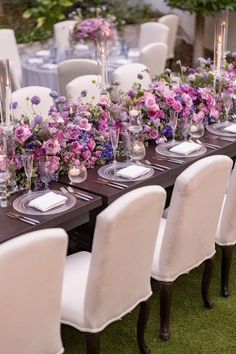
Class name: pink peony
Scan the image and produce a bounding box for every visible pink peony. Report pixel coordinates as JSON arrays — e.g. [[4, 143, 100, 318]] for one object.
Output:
[[78, 117, 92, 131], [14, 125, 32, 144]]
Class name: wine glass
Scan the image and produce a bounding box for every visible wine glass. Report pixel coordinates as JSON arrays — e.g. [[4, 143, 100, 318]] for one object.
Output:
[[121, 130, 132, 163], [169, 110, 179, 144], [21, 152, 34, 194], [38, 156, 52, 191], [0, 154, 9, 207], [223, 94, 232, 122], [182, 117, 192, 141], [109, 127, 120, 164]]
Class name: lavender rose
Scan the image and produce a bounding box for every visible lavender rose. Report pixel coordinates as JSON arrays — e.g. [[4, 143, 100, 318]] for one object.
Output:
[[42, 139, 61, 155]]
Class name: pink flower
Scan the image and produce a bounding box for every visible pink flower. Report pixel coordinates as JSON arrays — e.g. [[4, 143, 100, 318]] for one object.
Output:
[[88, 138, 96, 151], [165, 96, 175, 106], [14, 125, 32, 144], [182, 93, 193, 107], [78, 118, 92, 131], [172, 101, 183, 112], [48, 155, 60, 173], [82, 150, 91, 160], [193, 111, 205, 123], [42, 139, 61, 155], [144, 92, 157, 109]]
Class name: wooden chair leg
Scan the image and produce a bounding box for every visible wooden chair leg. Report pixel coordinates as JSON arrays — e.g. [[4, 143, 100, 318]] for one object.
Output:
[[137, 300, 151, 354], [201, 255, 215, 309], [159, 281, 174, 341], [85, 332, 100, 354], [220, 245, 234, 297]]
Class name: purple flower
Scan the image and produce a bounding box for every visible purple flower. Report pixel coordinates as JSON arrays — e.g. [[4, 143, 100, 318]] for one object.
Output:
[[58, 96, 67, 104], [137, 73, 143, 80], [31, 96, 41, 105], [35, 115, 43, 124], [49, 91, 59, 99], [12, 101, 18, 109], [81, 90, 87, 97], [127, 90, 136, 99]]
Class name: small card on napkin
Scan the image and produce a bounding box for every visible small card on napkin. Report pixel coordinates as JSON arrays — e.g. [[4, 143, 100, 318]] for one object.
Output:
[[35, 50, 50, 57], [28, 192, 67, 212], [28, 58, 44, 64], [169, 142, 202, 155], [223, 124, 236, 133], [116, 165, 150, 179]]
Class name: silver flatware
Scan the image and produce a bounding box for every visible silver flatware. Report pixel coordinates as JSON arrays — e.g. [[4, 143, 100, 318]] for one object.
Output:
[[6, 212, 37, 226], [60, 187, 90, 201], [97, 178, 128, 188], [67, 186, 93, 200], [7, 211, 40, 224], [136, 160, 165, 171], [195, 139, 220, 149], [216, 137, 236, 142], [95, 180, 125, 190], [144, 159, 171, 170]]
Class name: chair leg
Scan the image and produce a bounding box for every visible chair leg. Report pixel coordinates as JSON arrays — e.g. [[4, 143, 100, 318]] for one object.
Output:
[[159, 281, 174, 341], [220, 245, 234, 297], [85, 332, 100, 354], [201, 255, 215, 309], [137, 300, 151, 354]]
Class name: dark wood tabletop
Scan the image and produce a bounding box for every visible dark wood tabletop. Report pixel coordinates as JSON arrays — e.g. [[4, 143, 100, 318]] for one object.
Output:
[[0, 182, 102, 244], [60, 132, 236, 205]]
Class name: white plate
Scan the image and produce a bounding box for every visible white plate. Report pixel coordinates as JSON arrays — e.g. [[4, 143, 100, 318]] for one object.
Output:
[[155, 141, 207, 158], [206, 122, 236, 137], [98, 162, 154, 182]]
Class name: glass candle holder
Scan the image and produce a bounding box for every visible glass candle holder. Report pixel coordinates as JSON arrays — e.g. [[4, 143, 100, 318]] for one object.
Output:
[[68, 163, 87, 184]]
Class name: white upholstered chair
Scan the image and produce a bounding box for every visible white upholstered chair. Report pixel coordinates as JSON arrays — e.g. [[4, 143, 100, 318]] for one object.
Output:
[[12, 86, 53, 121], [0, 29, 22, 86], [66, 74, 101, 104], [53, 20, 77, 49], [0, 228, 68, 354], [139, 43, 168, 77], [112, 63, 151, 91], [216, 163, 236, 297], [159, 14, 180, 63], [151, 155, 233, 341], [58, 59, 99, 96], [61, 186, 166, 354], [138, 22, 169, 50]]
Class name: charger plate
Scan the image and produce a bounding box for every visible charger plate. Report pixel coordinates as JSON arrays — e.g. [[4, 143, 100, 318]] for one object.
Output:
[[13, 190, 76, 216], [155, 141, 207, 158], [98, 162, 154, 182], [206, 122, 236, 137]]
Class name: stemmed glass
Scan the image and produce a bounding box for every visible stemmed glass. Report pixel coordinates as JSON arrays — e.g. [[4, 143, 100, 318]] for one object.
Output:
[[21, 152, 34, 194], [0, 154, 9, 207], [182, 116, 192, 141], [109, 126, 120, 164], [121, 130, 132, 163], [169, 110, 179, 144], [38, 156, 52, 191], [223, 94, 232, 122]]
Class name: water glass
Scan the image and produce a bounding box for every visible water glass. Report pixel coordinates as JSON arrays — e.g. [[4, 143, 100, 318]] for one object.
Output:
[[38, 156, 52, 191], [0, 154, 9, 207], [109, 127, 120, 164], [169, 110, 179, 143], [68, 162, 87, 184], [21, 152, 34, 194], [223, 94, 232, 121], [121, 130, 132, 162]]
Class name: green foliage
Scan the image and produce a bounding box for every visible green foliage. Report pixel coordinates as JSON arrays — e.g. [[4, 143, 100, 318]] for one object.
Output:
[[165, 0, 236, 15]]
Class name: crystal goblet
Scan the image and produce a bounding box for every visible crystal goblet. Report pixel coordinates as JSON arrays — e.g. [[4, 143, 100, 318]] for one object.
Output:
[[21, 152, 34, 194]]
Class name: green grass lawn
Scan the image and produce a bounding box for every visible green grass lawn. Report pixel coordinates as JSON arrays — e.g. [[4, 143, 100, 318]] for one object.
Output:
[[62, 247, 236, 353]]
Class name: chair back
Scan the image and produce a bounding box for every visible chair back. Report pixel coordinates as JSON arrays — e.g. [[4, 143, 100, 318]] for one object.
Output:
[[9, 60, 21, 91], [216, 163, 236, 246], [12, 86, 53, 121], [0, 29, 21, 83], [112, 63, 151, 91], [66, 74, 101, 103], [155, 155, 232, 281], [138, 22, 169, 50], [54, 20, 77, 49], [159, 14, 179, 60], [0, 228, 68, 354], [139, 42, 168, 77], [84, 186, 166, 330], [58, 59, 99, 96]]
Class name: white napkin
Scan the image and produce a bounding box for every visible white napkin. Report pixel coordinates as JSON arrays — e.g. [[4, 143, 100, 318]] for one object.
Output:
[[35, 50, 50, 57], [169, 142, 202, 155], [223, 124, 236, 133], [128, 48, 140, 59], [116, 165, 150, 179], [28, 192, 67, 212], [28, 58, 44, 64], [114, 59, 132, 65], [41, 63, 58, 70]]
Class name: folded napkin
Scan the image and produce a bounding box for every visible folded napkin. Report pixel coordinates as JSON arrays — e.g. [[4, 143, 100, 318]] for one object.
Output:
[[114, 59, 132, 65], [41, 63, 58, 70], [28, 192, 67, 212], [128, 49, 140, 58], [116, 165, 150, 179], [35, 50, 50, 57], [74, 44, 89, 51], [223, 124, 236, 133], [28, 58, 44, 64], [169, 142, 202, 155]]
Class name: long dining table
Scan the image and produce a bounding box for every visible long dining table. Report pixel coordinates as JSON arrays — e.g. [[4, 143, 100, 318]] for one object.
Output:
[[1, 132, 236, 244]]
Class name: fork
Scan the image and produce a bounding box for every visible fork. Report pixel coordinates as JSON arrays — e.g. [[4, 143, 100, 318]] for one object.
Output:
[[95, 180, 125, 190], [152, 156, 185, 165], [136, 160, 165, 171], [6, 212, 37, 225], [7, 211, 40, 224], [144, 159, 171, 170], [67, 186, 94, 200], [60, 186, 90, 201], [97, 178, 128, 188]]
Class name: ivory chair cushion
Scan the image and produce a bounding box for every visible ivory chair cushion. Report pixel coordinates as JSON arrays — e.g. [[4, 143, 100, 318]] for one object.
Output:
[[112, 63, 151, 91], [66, 74, 101, 103], [139, 42, 168, 77], [58, 59, 99, 96], [216, 163, 236, 246], [159, 14, 180, 60], [152, 155, 233, 282], [0, 228, 68, 354], [138, 22, 169, 50], [12, 86, 53, 121], [61, 185, 166, 332]]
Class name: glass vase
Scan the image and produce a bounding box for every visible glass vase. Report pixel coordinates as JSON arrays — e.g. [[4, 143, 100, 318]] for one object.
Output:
[[190, 121, 205, 139], [68, 163, 87, 184], [96, 36, 108, 93]]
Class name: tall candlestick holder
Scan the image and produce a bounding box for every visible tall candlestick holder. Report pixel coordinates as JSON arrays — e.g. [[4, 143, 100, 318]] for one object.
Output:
[[96, 33, 109, 97], [0, 58, 13, 128], [214, 10, 229, 78]]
